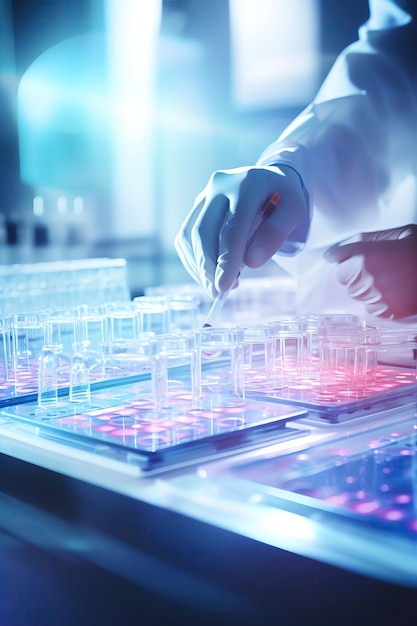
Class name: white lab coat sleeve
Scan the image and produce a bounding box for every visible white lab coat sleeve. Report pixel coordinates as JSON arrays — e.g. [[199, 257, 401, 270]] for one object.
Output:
[[257, 0, 417, 253]]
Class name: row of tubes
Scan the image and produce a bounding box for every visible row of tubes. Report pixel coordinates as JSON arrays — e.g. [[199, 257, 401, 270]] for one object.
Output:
[[0, 299, 414, 414], [0, 258, 130, 316]]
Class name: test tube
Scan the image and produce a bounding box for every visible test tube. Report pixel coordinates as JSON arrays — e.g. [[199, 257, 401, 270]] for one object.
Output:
[[133, 296, 169, 334], [70, 351, 91, 403], [73, 304, 106, 381], [76, 304, 106, 352], [45, 306, 83, 356], [166, 295, 200, 333], [37, 344, 63, 406], [0, 316, 11, 384], [11, 311, 47, 381], [194, 327, 245, 409], [102, 332, 156, 377], [104, 302, 141, 342], [320, 325, 378, 392], [269, 318, 307, 385], [152, 332, 197, 413], [369, 327, 417, 374], [238, 323, 275, 391], [302, 314, 362, 375]]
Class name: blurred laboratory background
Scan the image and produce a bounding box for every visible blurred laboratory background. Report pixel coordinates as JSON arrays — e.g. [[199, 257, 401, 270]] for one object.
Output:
[[0, 0, 369, 298]]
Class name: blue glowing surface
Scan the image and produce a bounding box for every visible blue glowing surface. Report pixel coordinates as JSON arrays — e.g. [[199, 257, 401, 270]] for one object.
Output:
[[0, 381, 306, 470], [213, 422, 417, 535]]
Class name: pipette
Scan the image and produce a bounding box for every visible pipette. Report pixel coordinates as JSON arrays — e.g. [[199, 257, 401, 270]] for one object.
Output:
[[203, 192, 281, 327]]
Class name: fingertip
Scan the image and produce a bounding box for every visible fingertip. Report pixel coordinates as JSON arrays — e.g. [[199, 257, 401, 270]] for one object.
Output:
[[334, 255, 365, 287], [214, 266, 239, 293], [245, 245, 268, 268], [365, 301, 391, 317], [324, 241, 367, 263]]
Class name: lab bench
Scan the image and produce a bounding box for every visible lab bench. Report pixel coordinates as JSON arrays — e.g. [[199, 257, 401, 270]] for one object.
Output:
[[0, 271, 416, 625], [0, 388, 415, 624]]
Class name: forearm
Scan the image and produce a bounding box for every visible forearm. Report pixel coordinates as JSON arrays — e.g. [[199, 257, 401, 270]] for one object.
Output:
[[257, 1, 417, 248]]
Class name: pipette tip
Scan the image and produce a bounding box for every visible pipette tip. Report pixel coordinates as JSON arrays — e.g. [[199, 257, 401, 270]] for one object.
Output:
[[203, 292, 228, 328]]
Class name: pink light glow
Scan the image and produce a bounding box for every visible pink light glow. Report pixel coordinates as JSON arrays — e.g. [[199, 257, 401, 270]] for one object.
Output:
[[143, 424, 169, 433], [325, 493, 350, 506], [353, 500, 380, 514], [73, 421, 94, 430], [369, 438, 390, 448], [381, 508, 405, 521], [290, 384, 311, 390], [118, 407, 138, 416], [408, 519, 417, 533], [86, 411, 114, 421], [395, 494, 412, 504], [95, 425, 116, 432], [111, 428, 139, 436], [57, 416, 89, 425]]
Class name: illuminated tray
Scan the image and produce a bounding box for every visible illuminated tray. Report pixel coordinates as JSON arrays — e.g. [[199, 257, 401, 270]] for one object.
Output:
[[0, 380, 307, 471], [202, 411, 417, 536], [274, 434, 417, 535], [247, 364, 417, 421]]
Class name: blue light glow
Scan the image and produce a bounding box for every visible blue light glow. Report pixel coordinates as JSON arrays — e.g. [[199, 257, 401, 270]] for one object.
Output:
[[229, 0, 320, 109]]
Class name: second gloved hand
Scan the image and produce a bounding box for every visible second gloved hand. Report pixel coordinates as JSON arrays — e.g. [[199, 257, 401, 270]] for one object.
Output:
[[324, 225, 417, 320], [174, 165, 307, 298]]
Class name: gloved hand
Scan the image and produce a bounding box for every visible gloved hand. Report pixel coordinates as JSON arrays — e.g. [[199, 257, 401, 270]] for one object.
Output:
[[324, 225, 417, 320], [174, 165, 307, 298]]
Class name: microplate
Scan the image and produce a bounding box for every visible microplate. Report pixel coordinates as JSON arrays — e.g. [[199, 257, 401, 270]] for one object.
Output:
[[201, 412, 417, 536], [247, 361, 417, 421], [0, 379, 307, 472]]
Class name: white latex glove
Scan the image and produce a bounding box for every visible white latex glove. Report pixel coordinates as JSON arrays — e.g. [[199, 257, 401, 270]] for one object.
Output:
[[324, 224, 417, 320], [174, 165, 306, 298]]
